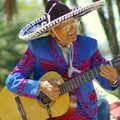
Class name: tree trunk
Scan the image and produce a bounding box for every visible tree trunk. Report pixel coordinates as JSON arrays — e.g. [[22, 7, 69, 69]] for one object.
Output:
[[43, 0, 48, 7], [69, 0, 86, 35], [106, 0, 119, 58], [116, 0, 120, 16], [4, 0, 17, 21], [93, 0, 119, 58]]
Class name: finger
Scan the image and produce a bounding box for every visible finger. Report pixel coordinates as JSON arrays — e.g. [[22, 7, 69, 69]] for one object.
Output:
[[41, 90, 59, 101], [49, 96, 57, 101], [53, 87, 60, 92], [100, 66, 116, 76], [105, 65, 115, 72], [40, 88, 58, 101], [49, 79, 57, 86], [100, 73, 111, 81], [45, 92, 58, 101], [100, 67, 117, 78], [53, 91, 60, 96], [100, 65, 111, 70], [100, 69, 112, 75], [44, 93, 55, 101], [41, 86, 53, 94], [100, 70, 114, 78], [100, 71, 115, 81], [100, 66, 109, 72], [46, 84, 59, 93], [100, 71, 110, 78], [101, 65, 115, 72], [44, 87, 60, 97]]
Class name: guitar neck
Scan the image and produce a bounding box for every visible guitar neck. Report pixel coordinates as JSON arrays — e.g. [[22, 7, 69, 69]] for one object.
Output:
[[59, 60, 116, 95]]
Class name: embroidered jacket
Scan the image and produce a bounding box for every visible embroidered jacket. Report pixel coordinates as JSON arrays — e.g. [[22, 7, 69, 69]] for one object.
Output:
[[6, 35, 120, 120]]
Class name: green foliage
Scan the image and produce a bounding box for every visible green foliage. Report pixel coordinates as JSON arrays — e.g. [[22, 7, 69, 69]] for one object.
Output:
[[61, 0, 67, 3], [69, 0, 77, 6], [0, 21, 27, 87], [110, 90, 120, 99], [0, 0, 44, 90], [0, 1, 27, 89]]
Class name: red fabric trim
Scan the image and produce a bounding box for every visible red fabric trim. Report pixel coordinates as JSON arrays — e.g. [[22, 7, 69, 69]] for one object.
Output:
[[48, 109, 90, 120], [77, 63, 90, 70], [50, 118, 89, 120]]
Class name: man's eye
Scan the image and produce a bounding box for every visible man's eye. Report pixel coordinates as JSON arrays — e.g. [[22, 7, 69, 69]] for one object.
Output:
[[71, 20, 75, 23]]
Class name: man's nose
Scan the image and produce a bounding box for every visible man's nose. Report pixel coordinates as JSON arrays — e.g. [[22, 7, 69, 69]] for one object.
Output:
[[68, 24, 76, 33]]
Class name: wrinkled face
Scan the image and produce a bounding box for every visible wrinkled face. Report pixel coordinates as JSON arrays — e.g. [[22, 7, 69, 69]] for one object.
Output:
[[49, 18, 77, 47]]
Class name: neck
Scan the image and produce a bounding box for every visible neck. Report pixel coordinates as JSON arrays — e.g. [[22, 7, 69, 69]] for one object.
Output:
[[59, 43, 71, 49]]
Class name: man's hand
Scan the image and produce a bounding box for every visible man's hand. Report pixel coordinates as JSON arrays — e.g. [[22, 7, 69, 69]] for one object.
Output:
[[40, 79, 60, 101], [100, 65, 118, 84]]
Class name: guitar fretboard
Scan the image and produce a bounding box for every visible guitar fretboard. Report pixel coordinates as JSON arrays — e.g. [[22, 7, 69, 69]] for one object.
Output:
[[59, 60, 116, 95]]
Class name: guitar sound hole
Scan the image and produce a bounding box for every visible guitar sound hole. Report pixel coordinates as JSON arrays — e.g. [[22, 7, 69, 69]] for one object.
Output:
[[39, 92, 52, 105]]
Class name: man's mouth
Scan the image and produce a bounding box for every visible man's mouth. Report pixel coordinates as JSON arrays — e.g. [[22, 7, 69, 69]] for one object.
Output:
[[68, 33, 77, 39]]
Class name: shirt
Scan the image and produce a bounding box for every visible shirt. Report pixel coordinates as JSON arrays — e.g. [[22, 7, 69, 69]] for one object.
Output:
[[6, 35, 120, 120]]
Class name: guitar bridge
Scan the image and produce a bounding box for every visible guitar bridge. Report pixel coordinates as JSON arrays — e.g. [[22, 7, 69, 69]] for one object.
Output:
[[37, 91, 52, 105]]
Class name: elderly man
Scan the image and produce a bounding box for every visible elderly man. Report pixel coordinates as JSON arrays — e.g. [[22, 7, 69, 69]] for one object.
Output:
[[6, 0, 119, 120]]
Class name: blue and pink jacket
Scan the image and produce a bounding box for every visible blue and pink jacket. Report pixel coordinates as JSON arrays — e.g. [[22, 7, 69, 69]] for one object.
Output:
[[6, 35, 120, 120]]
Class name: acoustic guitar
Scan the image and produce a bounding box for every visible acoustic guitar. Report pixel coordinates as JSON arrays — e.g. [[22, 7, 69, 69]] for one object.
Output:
[[0, 57, 119, 120]]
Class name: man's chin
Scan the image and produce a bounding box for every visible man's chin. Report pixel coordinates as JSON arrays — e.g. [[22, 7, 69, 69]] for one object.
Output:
[[69, 34, 77, 39], [70, 36, 77, 42]]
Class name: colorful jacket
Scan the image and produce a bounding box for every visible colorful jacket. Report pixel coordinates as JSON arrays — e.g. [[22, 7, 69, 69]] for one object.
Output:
[[6, 35, 120, 120]]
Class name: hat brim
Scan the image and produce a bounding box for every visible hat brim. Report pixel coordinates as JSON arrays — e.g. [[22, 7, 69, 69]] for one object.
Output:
[[19, 1, 104, 41]]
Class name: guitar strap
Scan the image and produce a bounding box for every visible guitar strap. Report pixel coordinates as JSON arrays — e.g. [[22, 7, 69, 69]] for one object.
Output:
[[15, 96, 28, 120]]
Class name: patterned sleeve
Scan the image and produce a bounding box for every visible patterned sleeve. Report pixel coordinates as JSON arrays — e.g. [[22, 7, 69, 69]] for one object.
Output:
[[6, 48, 40, 98], [90, 49, 119, 90]]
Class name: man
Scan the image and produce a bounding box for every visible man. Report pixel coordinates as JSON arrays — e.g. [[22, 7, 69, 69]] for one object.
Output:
[[6, 0, 120, 120]]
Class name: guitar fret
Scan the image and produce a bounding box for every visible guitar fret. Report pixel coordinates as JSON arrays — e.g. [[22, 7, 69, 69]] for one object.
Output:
[[58, 57, 119, 94], [73, 78, 78, 88], [83, 73, 88, 82], [70, 80, 75, 89], [89, 70, 95, 79], [77, 77, 81, 86], [68, 80, 74, 90], [85, 72, 91, 81], [78, 76, 83, 85], [62, 84, 66, 94], [65, 82, 71, 92], [80, 74, 86, 83], [61, 68, 100, 94], [93, 68, 98, 77], [59, 85, 63, 94], [88, 71, 94, 80], [60, 85, 64, 95], [74, 77, 80, 87]]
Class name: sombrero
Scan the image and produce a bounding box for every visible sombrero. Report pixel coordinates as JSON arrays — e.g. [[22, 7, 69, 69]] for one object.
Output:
[[19, 0, 104, 41]]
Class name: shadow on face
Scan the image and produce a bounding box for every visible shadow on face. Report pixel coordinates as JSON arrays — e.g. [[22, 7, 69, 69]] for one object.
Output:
[[48, 18, 77, 47]]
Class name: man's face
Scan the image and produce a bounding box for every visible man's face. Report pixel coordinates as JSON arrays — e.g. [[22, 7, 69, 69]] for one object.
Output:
[[50, 18, 77, 47]]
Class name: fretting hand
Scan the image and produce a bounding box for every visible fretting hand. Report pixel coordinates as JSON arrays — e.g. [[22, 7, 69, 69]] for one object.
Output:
[[100, 65, 118, 84]]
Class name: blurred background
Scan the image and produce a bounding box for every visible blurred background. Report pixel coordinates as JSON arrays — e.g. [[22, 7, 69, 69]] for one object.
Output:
[[0, 0, 120, 98]]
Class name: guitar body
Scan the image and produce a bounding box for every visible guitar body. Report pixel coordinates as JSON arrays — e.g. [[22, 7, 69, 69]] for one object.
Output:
[[0, 71, 70, 120]]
